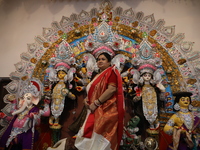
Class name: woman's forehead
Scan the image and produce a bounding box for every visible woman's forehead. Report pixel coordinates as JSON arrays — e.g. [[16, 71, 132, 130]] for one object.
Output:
[[98, 54, 106, 58]]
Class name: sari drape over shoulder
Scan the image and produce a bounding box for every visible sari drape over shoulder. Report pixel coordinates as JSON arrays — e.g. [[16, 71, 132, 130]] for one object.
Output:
[[167, 115, 200, 150], [75, 66, 124, 150]]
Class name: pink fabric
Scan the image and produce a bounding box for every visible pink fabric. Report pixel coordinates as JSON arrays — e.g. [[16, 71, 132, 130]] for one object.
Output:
[[55, 62, 70, 69], [138, 64, 156, 71], [13, 117, 29, 128], [92, 46, 115, 56]]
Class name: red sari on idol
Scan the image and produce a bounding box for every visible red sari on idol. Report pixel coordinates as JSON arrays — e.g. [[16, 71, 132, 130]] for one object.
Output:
[[75, 66, 124, 150]]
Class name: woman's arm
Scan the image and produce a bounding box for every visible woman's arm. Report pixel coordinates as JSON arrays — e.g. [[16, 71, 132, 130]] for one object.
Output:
[[89, 69, 118, 112], [89, 84, 117, 112], [98, 84, 117, 103]]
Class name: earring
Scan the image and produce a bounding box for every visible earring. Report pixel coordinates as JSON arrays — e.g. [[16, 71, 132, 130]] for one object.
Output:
[[150, 79, 156, 85], [188, 104, 193, 111], [139, 77, 144, 84], [64, 75, 68, 82], [174, 103, 180, 111]]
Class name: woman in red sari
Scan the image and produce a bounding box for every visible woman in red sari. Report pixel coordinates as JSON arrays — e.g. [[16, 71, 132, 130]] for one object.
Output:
[[75, 52, 124, 150]]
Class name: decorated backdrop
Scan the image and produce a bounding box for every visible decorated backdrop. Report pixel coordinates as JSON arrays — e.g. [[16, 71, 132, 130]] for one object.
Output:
[[0, 0, 200, 149]]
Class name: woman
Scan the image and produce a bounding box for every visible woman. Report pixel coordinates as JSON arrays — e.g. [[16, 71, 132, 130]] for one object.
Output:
[[75, 52, 124, 150], [164, 92, 200, 150]]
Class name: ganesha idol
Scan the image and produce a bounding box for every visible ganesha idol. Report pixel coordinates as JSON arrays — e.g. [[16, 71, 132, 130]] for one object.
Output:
[[0, 78, 50, 150]]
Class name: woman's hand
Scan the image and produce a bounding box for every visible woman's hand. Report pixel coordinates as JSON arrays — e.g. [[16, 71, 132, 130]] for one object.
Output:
[[84, 98, 98, 113], [84, 98, 90, 109], [89, 103, 98, 113]]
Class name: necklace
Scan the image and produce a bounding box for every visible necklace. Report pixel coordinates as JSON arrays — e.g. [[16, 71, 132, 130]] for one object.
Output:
[[180, 108, 189, 113], [17, 106, 33, 120], [178, 112, 194, 131]]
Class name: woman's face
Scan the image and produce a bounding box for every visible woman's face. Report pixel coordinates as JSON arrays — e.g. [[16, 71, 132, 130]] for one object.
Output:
[[142, 73, 152, 81], [58, 70, 67, 80], [97, 54, 111, 71]]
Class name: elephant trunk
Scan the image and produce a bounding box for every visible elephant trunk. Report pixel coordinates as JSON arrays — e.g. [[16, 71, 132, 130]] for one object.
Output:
[[12, 100, 27, 116]]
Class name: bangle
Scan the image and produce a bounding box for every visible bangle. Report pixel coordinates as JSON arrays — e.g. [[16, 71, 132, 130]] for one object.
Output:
[[94, 100, 100, 107], [98, 99, 103, 104]]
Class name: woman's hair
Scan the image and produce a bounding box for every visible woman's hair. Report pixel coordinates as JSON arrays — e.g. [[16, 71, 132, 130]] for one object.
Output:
[[97, 52, 112, 62]]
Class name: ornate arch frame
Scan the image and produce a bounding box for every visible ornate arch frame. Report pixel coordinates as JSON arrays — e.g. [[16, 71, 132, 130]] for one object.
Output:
[[1, 1, 200, 149], [5, 0, 200, 114]]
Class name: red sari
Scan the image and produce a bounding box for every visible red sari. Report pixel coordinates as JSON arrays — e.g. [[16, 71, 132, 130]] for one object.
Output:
[[75, 66, 124, 150]]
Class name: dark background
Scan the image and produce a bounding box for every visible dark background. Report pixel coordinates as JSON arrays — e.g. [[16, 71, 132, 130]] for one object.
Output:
[[0, 77, 11, 110]]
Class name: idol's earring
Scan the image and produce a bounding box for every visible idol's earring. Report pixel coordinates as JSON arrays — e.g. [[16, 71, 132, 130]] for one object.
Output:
[[150, 79, 156, 85], [64, 75, 68, 82], [174, 103, 180, 111], [139, 77, 144, 84], [188, 104, 193, 111]]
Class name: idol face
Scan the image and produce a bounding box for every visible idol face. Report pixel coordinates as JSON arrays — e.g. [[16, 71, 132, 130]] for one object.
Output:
[[142, 72, 152, 81], [179, 96, 190, 108], [57, 70, 67, 80], [23, 93, 32, 106]]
